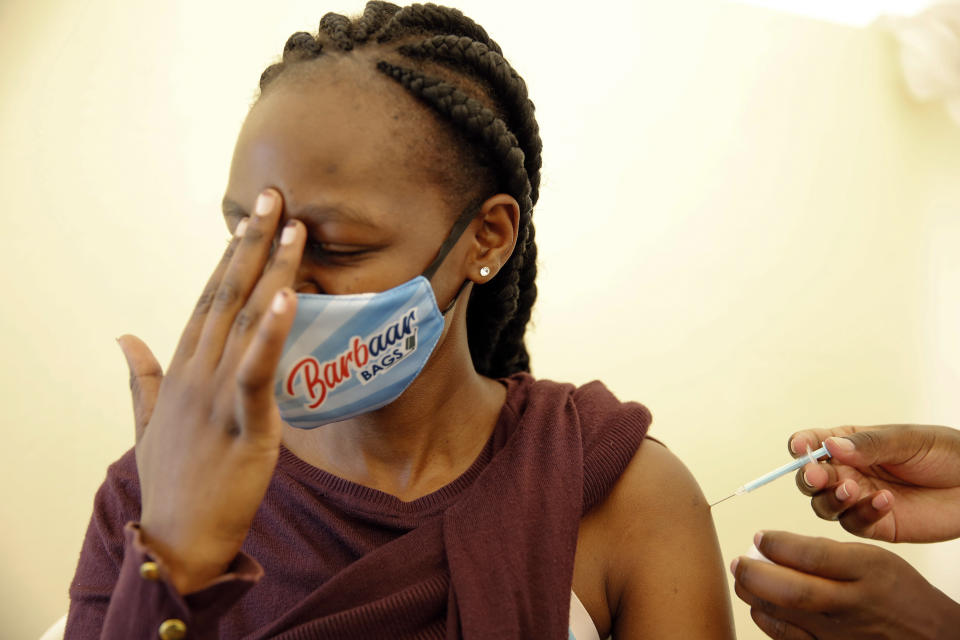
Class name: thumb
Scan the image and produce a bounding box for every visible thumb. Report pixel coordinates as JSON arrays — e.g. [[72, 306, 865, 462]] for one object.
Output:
[[117, 334, 163, 443], [825, 426, 923, 467]]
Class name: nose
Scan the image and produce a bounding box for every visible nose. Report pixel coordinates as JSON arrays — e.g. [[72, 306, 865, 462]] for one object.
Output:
[[263, 228, 315, 294], [295, 280, 320, 294], [293, 258, 323, 294], [271, 196, 326, 295]]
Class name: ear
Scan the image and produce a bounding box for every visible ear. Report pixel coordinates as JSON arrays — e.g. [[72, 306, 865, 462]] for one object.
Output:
[[466, 193, 520, 284]]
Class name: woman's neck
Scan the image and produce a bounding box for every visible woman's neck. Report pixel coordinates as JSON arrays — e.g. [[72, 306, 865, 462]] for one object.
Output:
[[280, 313, 507, 502]]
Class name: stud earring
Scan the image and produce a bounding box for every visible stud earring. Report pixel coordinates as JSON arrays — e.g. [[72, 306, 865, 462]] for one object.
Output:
[[479, 266, 491, 277]]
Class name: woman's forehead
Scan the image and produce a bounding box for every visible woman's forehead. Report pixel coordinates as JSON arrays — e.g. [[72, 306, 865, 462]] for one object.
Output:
[[227, 69, 451, 226], [237, 73, 412, 176]]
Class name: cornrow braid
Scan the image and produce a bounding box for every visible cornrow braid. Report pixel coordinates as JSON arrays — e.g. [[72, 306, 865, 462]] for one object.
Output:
[[257, 2, 542, 378], [377, 4, 502, 55], [397, 35, 541, 204], [351, 1, 400, 42], [375, 63, 530, 206], [319, 12, 355, 51]]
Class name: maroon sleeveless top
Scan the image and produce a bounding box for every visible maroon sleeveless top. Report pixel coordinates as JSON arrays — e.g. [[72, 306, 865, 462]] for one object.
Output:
[[66, 373, 651, 639]]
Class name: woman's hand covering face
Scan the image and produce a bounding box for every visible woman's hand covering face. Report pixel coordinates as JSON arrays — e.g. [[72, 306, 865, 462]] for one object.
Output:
[[789, 424, 960, 543], [118, 188, 305, 594]]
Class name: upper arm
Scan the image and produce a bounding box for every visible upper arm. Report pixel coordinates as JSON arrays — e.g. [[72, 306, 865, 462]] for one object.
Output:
[[600, 439, 735, 639]]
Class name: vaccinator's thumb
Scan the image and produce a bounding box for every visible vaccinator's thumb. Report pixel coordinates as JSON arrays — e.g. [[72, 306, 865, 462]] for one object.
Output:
[[825, 427, 919, 467]]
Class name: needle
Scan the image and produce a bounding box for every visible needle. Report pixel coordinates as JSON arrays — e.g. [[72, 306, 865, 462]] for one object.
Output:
[[709, 493, 736, 508], [709, 443, 832, 508]]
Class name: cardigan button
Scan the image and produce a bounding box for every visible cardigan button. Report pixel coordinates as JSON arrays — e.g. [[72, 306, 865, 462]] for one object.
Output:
[[158, 618, 187, 640], [139, 561, 160, 581]]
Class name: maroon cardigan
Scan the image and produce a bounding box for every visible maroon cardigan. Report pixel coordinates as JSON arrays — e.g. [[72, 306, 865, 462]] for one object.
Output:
[[66, 373, 650, 639]]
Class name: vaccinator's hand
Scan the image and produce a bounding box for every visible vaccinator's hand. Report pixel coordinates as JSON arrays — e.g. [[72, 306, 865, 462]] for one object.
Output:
[[732, 530, 960, 639], [788, 425, 960, 542]]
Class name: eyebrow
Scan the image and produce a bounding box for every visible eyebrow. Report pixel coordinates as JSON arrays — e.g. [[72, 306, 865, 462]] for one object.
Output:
[[220, 198, 379, 229]]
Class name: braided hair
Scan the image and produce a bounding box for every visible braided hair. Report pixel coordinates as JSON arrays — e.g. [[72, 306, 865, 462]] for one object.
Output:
[[257, 2, 542, 378]]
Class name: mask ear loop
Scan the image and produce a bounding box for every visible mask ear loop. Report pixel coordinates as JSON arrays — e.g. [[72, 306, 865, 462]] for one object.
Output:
[[440, 280, 471, 316], [421, 199, 483, 281], [420, 199, 483, 315]]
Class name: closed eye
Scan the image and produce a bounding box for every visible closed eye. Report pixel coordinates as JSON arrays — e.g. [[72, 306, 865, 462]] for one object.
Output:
[[220, 199, 380, 263], [305, 240, 372, 263]]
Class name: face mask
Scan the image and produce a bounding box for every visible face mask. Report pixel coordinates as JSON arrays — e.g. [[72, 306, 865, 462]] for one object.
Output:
[[273, 201, 478, 429]]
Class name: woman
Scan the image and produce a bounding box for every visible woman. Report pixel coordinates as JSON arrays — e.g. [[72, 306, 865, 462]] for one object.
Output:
[[66, 3, 733, 638]]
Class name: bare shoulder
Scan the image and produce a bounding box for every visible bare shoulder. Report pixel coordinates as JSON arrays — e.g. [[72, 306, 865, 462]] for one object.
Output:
[[606, 438, 710, 525], [578, 438, 735, 639]]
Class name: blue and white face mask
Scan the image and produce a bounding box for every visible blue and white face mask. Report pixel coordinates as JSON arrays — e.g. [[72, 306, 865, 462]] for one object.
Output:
[[274, 202, 478, 429]]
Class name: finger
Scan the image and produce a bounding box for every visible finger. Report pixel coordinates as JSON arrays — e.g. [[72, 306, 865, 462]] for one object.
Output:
[[788, 426, 860, 457], [734, 573, 780, 612], [217, 219, 304, 374], [171, 226, 245, 368], [735, 581, 819, 640], [810, 477, 862, 520], [236, 288, 298, 438], [754, 530, 868, 580], [795, 460, 839, 496], [732, 555, 846, 613], [750, 608, 816, 640], [196, 189, 283, 363], [825, 426, 933, 470], [838, 490, 895, 538], [117, 334, 164, 444]]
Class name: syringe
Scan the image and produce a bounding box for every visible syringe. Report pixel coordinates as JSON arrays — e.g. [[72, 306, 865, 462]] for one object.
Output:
[[710, 443, 832, 507]]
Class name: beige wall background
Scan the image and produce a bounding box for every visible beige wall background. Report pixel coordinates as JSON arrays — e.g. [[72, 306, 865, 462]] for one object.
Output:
[[2, 0, 958, 638]]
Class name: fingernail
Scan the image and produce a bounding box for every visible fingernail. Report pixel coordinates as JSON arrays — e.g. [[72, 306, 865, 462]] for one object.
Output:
[[255, 191, 275, 216], [280, 224, 297, 245], [803, 470, 813, 488], [271, 290, 288, 314], [828, 436, 855, 452], [872, 492, 890, 509], [836, 482, 850, 501], [753, 531, 764, 548], [235, 219, 248, 238], [730, 557, 740, 575], [789, 437, 800, 454]]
